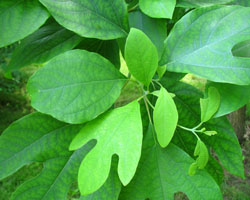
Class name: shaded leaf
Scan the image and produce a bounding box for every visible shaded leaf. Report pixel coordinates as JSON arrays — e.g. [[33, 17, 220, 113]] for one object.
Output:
[[7, 20, 82, 72], [160, 6, 250, 85], [0, 0, 49, 47], [27, 50, 126, 124], [125, 28, 158, 86], [70, 101, 143, 195], [232, 39, 250, 58], [153, 87, 178, 147], [39, 0, 129, 40], [119, 125, 223, 200], [0, 113, 92, 200]]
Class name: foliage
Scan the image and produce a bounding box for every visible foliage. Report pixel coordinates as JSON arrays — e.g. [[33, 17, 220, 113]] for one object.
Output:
[[0, 0, 250, 199]]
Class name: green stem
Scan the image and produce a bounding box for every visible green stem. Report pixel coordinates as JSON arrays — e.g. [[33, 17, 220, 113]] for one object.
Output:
[[145, 97, 155, 109]]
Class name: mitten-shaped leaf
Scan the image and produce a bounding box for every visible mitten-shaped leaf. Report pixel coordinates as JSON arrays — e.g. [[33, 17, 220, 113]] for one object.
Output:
[[69, 101, 143, 195], [0, 0, 49, 47], [7, 20, 83, 72], [153, 87, 178, 147], [39, 0, 129, 40], [194, 140, 209, 169], [119, 125, 223, 200], [27, 50, 126, 124], [200, 87, 220, 122], [125, 28, 158, 87], [139, 0, 176, 19], [160, 6, 250, 85]]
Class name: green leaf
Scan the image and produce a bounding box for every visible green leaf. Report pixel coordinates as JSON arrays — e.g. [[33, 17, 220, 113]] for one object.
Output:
[[229, 0, 250, 6], [39, 0, 129, 40], [139, 0, 176, 19], [153, 87, 178, 147], [69, 101, 143, 195], [200, 87, 220, 122], [177, 0, 233, 8], [204, 117, 245, 178], [165, 81, 244, 178], [7, 20, 83, 72], [232, 39, 250, 58], [76, 39, 121, 69], [194, 140, 209, 169], [0, 113, 93, 200], [27, 50, 126, 124], [204, 130, 217, 136], [125, 28, 158, 86], [160, 6, 250, 85], [0, 0, 49, 48], [119, 125, 223, 200], [80, 159, 121, 200], [206, 82, 250, 117], [129, 10, 167, 59]]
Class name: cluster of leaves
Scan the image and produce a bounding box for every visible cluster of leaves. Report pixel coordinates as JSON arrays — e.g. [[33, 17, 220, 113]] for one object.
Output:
[[0, 0, 250, 199]]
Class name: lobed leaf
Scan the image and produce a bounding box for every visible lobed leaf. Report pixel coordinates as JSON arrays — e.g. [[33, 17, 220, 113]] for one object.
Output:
[[160, 6, 250, 85], [27, 50, 126, 124], [39, 0, 129, 40], [70, 101, 143, 195], [0, 0, 49, 47]]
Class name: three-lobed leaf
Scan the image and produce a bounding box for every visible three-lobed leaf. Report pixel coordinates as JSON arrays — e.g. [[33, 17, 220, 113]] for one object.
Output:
[[27, 49, 126, 124], [39, 0, 129, 40], [0, 0, 49, 47], [69, 101, 143, 195], [200, 87, 220, 122], [125, 28, 158, 87], [153, 87, 178, 148], [139, 0, 176, 19], [160, 6, 250, 85]]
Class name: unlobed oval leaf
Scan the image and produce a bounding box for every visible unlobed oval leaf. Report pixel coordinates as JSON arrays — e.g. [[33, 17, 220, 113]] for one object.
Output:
[[206, 82, 250, 117], [139, 0, 176, 19], [125, 28, 158, 86], [0, 0, 49, 48], [39, 0, 129, 40], [27, 49, 126, 124], [129, 10, 167, 59], [160, 6, 250, 85], [200, 87, 220, 122], [153, 87, 178, 148], [69, 101, 143, 195]]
